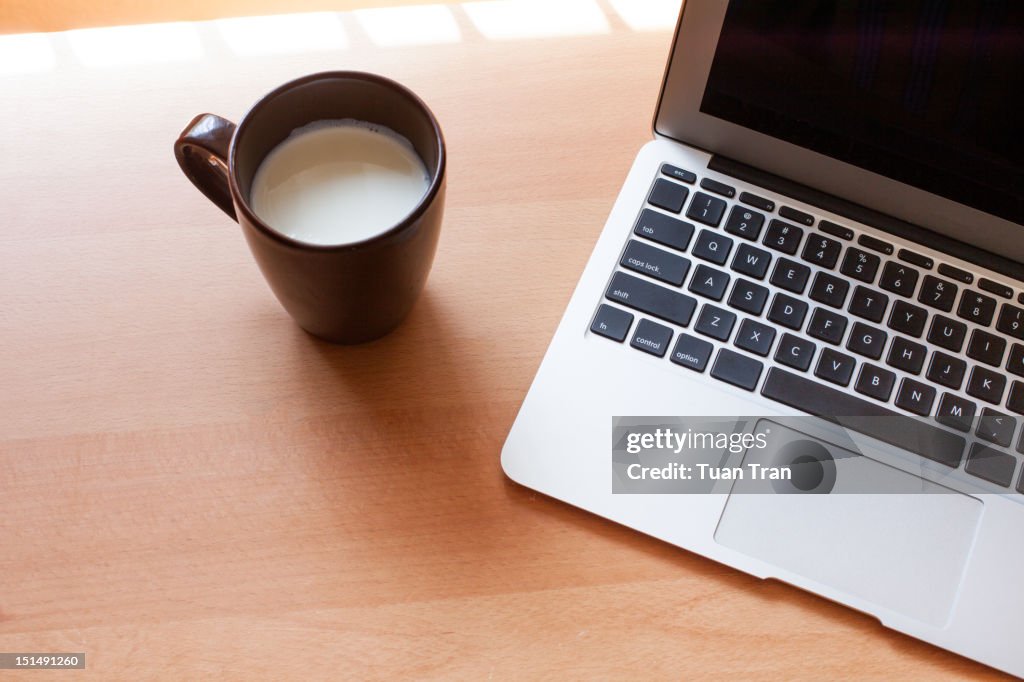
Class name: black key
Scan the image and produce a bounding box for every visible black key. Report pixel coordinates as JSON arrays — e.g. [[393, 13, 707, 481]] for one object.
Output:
[[898, 249, 933, 269], [807, 307, 847, 345], [633, 209, 695, 252], [926, 351, 966, 390], [1006, 381, 1024, 416], [590, 304, 633, 342], [687, 264, 730, 301], [700, 177, 735, 198], [976, 408, 1015, 447], [694, 304, 736, 341], [819, 220, 853, 241], [927, 315, 967, 352], [887, 336, 927, 374], [605, 272, 697, 327], [710, 348, 764, 391], [775, 334, 816, 372], [936, 393, 976, 432], [779, 206, 814, 226], [685, 191, 726, 227], [734, 319, 775, 356], [770, 258, 810, 294], [956, 290, 996, 326], [1019, 468, 1024, 494], [855, 363, 896, 402], [760, 368, 965, 468], [918, 275, 958, 312], [762, 219, 803, 255], [1009, 344, 1024, 377], [728, 279, 769, 316], [967, 365, 1006, 405], [661, 163, 696, 184], [730, 243, 772, 280], [800, 234, 841, 269], [808, 272, 849, 308], [979, 278, 1013, 299], [767, 293, 808, 331], [857, 234, 894, 255], [630, 318, 673, 357], [937, 263, 973, 284], [848, 286, 889, 323], [846, 322, 887, 360], [966, 329, 1006, 367], [724, 206, 765, 241], [996, 303, 1024, 340], [739, 191, 774, 212], [887, 300, 927, 338], [878, 262, 919, 298], [894, 378, 936, 416], [815, 348, 856, 386], [691, 230, 734, 265], [620, 240, 691, 286], [648, 178, 688, 213], [966, 443, 1016, 487], [840, 248, 880, 283], [670, 333, 713, 372]]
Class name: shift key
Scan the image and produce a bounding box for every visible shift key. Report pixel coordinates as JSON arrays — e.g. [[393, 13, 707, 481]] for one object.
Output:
[[606, 271, 697, 327], [620, 239, 691, 286]]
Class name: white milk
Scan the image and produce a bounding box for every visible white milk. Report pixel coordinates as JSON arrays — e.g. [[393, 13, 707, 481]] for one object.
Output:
[[251, 119, 430, 245]]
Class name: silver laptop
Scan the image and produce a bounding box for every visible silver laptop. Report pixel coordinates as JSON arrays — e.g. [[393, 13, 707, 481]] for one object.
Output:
[[502, 1, 1024, 675]]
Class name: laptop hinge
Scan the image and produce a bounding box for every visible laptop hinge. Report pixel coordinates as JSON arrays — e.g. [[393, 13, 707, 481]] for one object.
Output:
[[708, 155, 1024, 283]]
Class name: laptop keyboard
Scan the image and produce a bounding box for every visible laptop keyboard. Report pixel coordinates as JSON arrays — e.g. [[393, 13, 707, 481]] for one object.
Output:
[[592, 163, 1024, 494]]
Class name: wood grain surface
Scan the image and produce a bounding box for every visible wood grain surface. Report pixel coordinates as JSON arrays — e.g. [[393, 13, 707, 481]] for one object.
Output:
[[0, 5, 1010, 679]]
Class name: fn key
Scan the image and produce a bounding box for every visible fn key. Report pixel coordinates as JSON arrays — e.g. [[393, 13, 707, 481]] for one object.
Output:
[[590, 304, 634, 342]]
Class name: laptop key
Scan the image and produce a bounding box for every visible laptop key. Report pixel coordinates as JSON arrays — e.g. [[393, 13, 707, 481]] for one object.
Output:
[[686, 191, 726, 227], [1009, 344, 1024, 377], [937, 264, 972, 284], [857, 234, 894, 255], [976, 408, 1015, 447], [648, 178, 688, 213], [760, 368, 965, 468], [688, 264, 731, 301], [928, 315, 967, 352], [996, 303, 1024, 340], [855, 363, 896, 402], [590, 304, 633, 342], [918, 275, 958, 312], [808, 272, 849, 308], [738, 191, 774, 212], [767, 293, 808, 330], [887, 300, 927, 338], [762, 219, 803, 255], [670, 333, 713, 372], [661, 163, 696, 184], [978, 278, 1013, 299], [815, 348, 856, 386], [605, 272, 697, 327], [735, 319, 776, 356], [691, 230, 734, 265], [848, 286, 888, 323], [630, 318, 673, 357], [1006, 381, 1024, 416], [620, 240, 691, 286], [878, 262, 919, 298], [730, 243, 772, 280], [964, 330, 1006, 368], [694, 304, 736, 341], [926, 351, 966, 390], [770, 258, 811, 294], [846, 322, 887, 360], [807, 307, 847, 345], [819, 220, 853, 241], [966, 443, 1016, 487], [633, 209, 695, 252], [710, 348, 763, 391], [957, 290, 997, 326], [728, 278, 769, 316], [897, 249, 933, 269], [724, 205, 765, 241], [800, 234, 841, 269], [967, 365, 1006, 404], [779, 206, 814, 226], [700, 177, 736, 198], [894, 378, 936, 416], [936, 393, 976, 432], [840, 248, 880, 283], [775, 333, 816, 372], [887, 336, 927, 375]]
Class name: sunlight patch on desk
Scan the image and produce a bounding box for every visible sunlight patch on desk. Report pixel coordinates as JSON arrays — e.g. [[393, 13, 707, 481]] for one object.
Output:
[[462, 0, 610, 40], [354, 5, 461, 47], [607, 0, 680, 31], [67, 23, 201, 67], [216, 13, 348, 56], [0, 33, 56, 74]]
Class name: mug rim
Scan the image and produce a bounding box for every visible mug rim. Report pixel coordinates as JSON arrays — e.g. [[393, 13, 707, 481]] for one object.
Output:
[[227, 70, 446, 252]]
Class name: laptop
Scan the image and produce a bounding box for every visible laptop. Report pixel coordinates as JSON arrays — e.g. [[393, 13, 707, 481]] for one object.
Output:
[[502, 1, 1024, 676]]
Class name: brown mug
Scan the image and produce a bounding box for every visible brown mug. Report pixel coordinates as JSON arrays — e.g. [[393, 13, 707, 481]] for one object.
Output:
[[174, 71, 446, 344]]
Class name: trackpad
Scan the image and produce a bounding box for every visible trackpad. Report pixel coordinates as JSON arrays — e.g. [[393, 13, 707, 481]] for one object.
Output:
[[714, 421, 982, 627]]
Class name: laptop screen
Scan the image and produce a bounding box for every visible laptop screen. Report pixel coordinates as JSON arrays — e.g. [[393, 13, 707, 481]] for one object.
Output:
[[701, 1, 1024, 227]]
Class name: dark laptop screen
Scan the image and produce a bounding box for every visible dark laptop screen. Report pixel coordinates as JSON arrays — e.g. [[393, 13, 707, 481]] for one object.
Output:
[[701, 1, 1024, 226]]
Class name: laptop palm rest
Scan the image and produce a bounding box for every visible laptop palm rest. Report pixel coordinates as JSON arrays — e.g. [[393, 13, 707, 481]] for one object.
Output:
[[713, 421, 982, 627]]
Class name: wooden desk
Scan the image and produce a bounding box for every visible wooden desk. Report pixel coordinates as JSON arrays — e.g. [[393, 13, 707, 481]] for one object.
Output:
[[0, 6, 1006, 679]]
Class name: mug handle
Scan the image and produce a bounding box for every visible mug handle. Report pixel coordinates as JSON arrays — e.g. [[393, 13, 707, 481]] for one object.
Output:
[[174, 113, 238, 221]]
